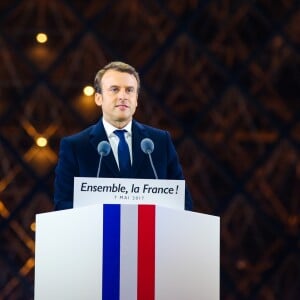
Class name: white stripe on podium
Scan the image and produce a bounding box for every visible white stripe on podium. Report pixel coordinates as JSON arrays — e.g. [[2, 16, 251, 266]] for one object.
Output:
[[120, 205, 138, 299]]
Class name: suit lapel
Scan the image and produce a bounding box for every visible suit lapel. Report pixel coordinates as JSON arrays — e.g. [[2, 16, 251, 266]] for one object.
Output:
[[131, 120, 149, 178], [89, 119, 119, 177]]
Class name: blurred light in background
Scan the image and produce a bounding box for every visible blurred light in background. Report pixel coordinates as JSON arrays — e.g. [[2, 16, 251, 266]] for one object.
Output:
[[83, 85, 94, 96], [36, 136, 48, 147], [36, 32, 48, 44]]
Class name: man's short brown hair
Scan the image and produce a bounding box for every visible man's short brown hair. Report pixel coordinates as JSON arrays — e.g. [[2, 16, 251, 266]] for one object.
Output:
[[94, 61, 140, 94]]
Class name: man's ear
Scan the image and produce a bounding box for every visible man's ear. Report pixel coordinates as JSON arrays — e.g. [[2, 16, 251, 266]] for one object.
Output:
[[94, 93, 102, 107]]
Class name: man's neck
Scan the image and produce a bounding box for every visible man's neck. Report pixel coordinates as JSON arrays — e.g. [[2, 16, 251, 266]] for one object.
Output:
[[102, 118, 132, 136]]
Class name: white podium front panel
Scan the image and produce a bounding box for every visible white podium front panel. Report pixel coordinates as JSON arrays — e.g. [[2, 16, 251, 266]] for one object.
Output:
[[34, 206, 103, 300], [155, 209, 220, 299], [35, 204, 219, 300]]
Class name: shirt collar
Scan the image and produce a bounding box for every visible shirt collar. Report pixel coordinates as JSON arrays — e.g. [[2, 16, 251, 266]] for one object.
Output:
[[102, 118, 132, 137]]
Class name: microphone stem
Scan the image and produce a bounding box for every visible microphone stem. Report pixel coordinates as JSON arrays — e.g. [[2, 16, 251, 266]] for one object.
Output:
[[148, 153, 158, 179], [97, 154, 103, 177]]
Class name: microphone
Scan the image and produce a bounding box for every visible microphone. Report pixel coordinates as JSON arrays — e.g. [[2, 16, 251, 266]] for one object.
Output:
[[140, 138, 158, 179], [96, 141, 111, 177]]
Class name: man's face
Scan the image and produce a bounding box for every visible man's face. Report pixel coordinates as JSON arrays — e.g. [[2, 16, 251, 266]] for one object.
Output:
[[95, 69, 138, 128]]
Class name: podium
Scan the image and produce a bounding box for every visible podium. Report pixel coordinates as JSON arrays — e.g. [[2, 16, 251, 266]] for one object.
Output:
[[34, 177, 220, 300], [34, 178, 219, 299]]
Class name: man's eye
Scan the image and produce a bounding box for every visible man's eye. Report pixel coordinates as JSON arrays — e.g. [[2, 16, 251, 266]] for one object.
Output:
[[126, 88, 134, 93], [109, 87, 119, 93]]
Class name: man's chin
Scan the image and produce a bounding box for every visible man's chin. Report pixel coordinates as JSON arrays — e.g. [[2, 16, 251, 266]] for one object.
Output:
[[115, 113, 132, 121], [113, 116, 132, 124]]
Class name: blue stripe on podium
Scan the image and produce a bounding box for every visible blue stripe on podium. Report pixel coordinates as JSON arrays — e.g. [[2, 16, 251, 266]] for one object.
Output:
[[102, 204, 121, 300]]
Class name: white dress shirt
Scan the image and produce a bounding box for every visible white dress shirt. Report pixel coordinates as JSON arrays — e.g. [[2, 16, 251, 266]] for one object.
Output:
[[102, 118, 133, 169]]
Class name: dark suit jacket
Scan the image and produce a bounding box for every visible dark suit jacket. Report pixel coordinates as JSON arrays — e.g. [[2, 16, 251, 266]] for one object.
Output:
[[54, 118, 193, 210]]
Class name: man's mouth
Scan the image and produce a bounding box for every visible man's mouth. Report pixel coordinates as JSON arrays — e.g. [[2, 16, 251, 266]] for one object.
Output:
[[116, 104, 128, 109]]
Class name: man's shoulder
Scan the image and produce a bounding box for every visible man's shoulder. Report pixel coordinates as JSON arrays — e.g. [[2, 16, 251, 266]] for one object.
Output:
[[133, 120, 168, 136]]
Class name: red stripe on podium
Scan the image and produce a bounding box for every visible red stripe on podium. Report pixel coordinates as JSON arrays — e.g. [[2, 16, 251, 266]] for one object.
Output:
[[137, 205, 156, 300]]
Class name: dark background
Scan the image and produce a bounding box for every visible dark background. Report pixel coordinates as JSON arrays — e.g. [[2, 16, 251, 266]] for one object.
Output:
[[0, 0, 300, 299]]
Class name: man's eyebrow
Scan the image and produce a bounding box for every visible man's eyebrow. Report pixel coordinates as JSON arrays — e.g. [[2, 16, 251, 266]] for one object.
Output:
[[106, 84, 136, 89]]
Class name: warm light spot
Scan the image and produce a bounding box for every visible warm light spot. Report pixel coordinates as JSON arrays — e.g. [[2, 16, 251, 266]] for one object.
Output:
[[0, 201, 10, 218], [36, 32, 48, 44], [30, 222, 36, 232], [20, 257, 35, 276], [36, 136, 48, 147], [236, 259, 248, 270], [83, 85, 95, 96]]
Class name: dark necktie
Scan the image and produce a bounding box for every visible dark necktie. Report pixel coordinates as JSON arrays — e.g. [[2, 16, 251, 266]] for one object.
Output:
[[114, 129, 131, 177]]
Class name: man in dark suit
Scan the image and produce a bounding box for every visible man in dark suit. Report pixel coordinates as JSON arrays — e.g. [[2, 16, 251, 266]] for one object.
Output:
[[54, 61, 193, 211]]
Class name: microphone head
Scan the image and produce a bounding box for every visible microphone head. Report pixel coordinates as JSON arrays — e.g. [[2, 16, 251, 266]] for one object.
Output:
[[141, 138, 154, 154], [97, 141, 111, 156]]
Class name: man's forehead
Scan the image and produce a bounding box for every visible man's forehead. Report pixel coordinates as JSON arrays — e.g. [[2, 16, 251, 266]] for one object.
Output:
[[102, 69, 137, 87]]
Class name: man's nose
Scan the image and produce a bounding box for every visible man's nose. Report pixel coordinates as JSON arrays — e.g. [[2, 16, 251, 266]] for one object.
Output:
[[118, 88, 127, 99]]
